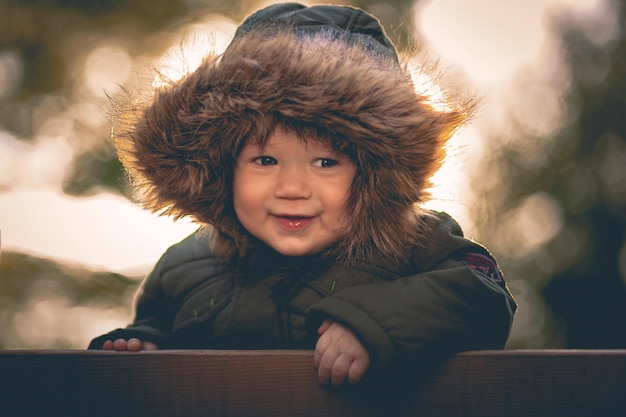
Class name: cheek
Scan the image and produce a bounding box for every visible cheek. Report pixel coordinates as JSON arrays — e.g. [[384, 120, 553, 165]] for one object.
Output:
[[328, 185, 353, 224], [232, 171, 251, 218], [233, 173, 265, 219]]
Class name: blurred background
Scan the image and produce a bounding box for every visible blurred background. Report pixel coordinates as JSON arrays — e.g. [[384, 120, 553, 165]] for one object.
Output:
[[0, 0, 624, 349]]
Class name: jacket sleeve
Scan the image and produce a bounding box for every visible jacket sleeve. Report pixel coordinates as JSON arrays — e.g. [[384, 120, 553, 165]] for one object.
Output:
[[87, 255, 173, 349], [87, 231, 205, 350], [306, 214, 516, 371]]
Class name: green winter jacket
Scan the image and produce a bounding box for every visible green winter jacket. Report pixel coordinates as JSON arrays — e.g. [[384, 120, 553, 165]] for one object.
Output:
[[88, 212, 516, 374]]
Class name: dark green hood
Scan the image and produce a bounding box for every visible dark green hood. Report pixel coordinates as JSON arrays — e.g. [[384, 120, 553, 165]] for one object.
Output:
[[232, 2, 399, 63]]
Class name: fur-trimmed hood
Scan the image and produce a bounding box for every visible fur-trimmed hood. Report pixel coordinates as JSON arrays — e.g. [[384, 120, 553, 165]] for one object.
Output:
[[112, 3, 474, 268]]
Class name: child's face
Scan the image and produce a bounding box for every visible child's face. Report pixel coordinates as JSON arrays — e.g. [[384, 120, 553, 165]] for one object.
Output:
[[233, 127, 356, 256]]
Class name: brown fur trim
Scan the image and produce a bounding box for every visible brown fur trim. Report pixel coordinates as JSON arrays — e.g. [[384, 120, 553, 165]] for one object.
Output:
[[112, 28, 475, 268]]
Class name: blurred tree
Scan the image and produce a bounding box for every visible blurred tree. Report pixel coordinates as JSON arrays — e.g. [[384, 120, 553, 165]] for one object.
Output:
[[1, 0, 191, 196], [0, 251, 138, 349], [1, 0, 189, 99], [471, 0, 626, 348]]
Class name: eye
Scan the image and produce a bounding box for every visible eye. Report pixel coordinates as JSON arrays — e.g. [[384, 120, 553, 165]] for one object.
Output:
[[313, 158, 338, 168], [254, 156, 277, 166]]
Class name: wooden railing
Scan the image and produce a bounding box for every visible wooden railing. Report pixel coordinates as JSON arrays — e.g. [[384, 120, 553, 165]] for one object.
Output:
[[1, 349, 625, 417]]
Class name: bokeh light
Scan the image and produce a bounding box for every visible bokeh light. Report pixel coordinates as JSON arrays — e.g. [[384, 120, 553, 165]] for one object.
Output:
[[0, 50, 23, 99]]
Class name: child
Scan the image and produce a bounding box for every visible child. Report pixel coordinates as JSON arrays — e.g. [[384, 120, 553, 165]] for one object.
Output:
[[88, 2, 516, 388]]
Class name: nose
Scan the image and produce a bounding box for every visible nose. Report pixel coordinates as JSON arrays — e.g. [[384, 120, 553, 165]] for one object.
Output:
[[274, 166, 312, 199]]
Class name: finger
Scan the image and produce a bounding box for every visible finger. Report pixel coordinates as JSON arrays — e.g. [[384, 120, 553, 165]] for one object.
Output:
[[126, 338, 142, 351], [317, 346, 339, 385], [330, 355, 351, 388], [313, 349, 322, 369], [347, 355, 370, 384], [112, 338, 128, 351], [102, 340, 114, 350], [314, 332, 331, 369], [142, 341, 158, 351], [317, 320, 332, 335]]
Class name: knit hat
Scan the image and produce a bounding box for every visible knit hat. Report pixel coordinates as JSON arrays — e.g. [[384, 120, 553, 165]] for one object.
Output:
[[112, 3, 473, 267]]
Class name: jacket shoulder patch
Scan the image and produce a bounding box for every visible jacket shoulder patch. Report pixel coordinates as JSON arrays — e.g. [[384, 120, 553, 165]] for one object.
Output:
[[458, 252, 504, 287]]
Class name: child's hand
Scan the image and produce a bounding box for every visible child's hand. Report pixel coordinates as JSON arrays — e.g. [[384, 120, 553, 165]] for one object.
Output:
[[314, 320, 370, 388], [101, 338, 158, 351]]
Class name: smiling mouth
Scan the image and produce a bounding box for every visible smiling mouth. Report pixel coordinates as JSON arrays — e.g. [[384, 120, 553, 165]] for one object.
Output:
[[274, 215, 313, 229]]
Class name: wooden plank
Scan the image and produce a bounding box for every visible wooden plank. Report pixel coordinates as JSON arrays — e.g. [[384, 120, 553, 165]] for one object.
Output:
[[0, 350, 625, 417]]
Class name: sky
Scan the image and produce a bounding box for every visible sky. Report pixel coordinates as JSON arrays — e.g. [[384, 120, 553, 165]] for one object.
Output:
[[0, 0, 606, 275]]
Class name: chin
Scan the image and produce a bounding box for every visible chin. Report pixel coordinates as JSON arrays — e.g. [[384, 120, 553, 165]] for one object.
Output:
[[270, 244, 321, 257], [275, 248, 316, 257]]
